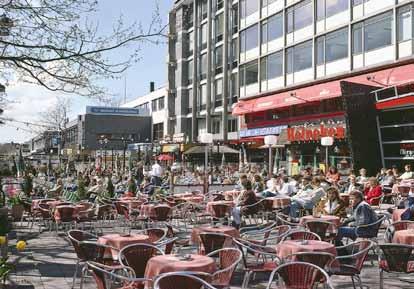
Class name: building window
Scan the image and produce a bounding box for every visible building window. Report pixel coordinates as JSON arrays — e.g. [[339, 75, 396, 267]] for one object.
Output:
[[188, 31, 194, 55], [262, 13, 283, 45], [241, 0, 259, 19], [232, 4, 239, 34], [185, 4, 193, 29], [153, 123, 164, 141], [287, 0, 313, 33], [215, 46, 223, 74], [198, 84, 207, 111], [352, 23, 363, 54], [316, 27, 348, 64], [200, 53, 207, 80], [240, 60, 258, 87], [216, 13, 224, 42], [201, 0, 208, 20], [317, 0, 348, 20], [286, 40, 312, 73], [228, 119, 238, 133], [158, 97, 165, 110], [215, 78, 223, 107], [398, 5, 413, 42], [152, 99, 158, 112], [188, 88, 193, 114], [200, 23, 207, 50], [187, 60, 193, 84], [216, 0, 224, 10], [231, 38, 238, 67], [230, 73, 238, 104], [261, 51, 283, 85], [212, 119, 221, 134], [240, 24, 258, 53]]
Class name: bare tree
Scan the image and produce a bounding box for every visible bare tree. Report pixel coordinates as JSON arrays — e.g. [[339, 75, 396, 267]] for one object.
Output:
[[0, 0, 167, 101], [38, 96, 72, 132]]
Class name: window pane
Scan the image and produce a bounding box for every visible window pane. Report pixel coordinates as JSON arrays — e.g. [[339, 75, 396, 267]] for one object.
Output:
[[246, 0, 259, 17], [317, 0, 325, 20], [241, 0, 246, 18], [261, 21, 268, 44], [216, 13, 224, 39], [268, 51, 283, 78], [245, 24, 259, 51], [260, 57, 267, 82], [352, 23, 363, 54], [294, 41, 312, 72], [295, 0, 313, 30], [325, 28, 348, 62], [352, 0, 363, 6], [316, 36, 325, 65], [398, 6, 412, 42], [215, 46, 223, 67], [364, 12, 393, 52], [245, 60, 258, 85], [240, 30, 246, 53], [287, 9, 294, 33], [286, 48, 293, 73], [268, 13, 283, 41], [326, 0, 349, 18]]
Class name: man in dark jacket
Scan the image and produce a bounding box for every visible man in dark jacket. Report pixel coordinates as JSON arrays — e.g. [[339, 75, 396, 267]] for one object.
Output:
[[335, 190, 378, 245]]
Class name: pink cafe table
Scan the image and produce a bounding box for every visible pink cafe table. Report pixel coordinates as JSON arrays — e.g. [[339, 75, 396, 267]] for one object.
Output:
[[393, 208, 408, 222], [276, 240, 337, 260], [393, 229, 414, 245], [140, 204, 171, 218], [144, 254, 216, 281], [206, 201, 234, 215], [191, 224, 239, 245], [223, 190, 240, 201], [265, 197, 291, 208], [98, 233, 150, 259]]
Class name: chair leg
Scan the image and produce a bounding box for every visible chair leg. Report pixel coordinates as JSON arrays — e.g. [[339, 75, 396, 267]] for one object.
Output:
[[72, 260, 79, 289], [379, 269, 384, 289], [356, 275, 363, 289], [351, 276, 356, 289]]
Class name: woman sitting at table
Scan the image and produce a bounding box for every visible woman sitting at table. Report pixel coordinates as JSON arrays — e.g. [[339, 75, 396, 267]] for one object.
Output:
[[317, 187, 347, 218], [252, 174, 265, 195], [232, 180, 257, 229], [364, 177, 383, 205], [326, 166, 340, 184]]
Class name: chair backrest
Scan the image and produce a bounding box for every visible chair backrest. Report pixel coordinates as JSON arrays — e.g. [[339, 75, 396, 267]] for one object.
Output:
[[282, 230, 321, 241], [233, 238, 281, 269], [97, 204, 114, 220], [78, 241, 109, 264], [153, 205, 172, 221], [86, 261, 142, 289], [275, 213, 300, 227], [339, 240, 374, 272], [68, 230, 98, 260], [304, 221, 335, 241], [153, 271, 214, 289], [119, 243, 164, 278], [206, 248, 242, 287], [56, 206, 75, 222], [266, 262, 334, 289], [378, 244, 414, 273], [393, 220, 414, 231], [211, 204, 229, 218], [156, 237, 178, 254], [198, 233, 229, 255], [285, 252, 335, 282], [356, 214, 386, 238], [38, 203, 52, 217], [114, 201, 125, 215], [145, 228, 167, 243]]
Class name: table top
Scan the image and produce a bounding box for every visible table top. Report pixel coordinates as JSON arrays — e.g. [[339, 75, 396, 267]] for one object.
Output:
[[276, 240, 336, 259], [300, 215, 340, 224], [393, 229, 414, 244]]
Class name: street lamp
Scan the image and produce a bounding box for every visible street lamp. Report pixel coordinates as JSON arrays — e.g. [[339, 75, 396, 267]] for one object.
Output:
[[200, 133, 213, 193], [321, 136, 334, 173], [99, 135, 108, 170], [264, 135, 277, 179]]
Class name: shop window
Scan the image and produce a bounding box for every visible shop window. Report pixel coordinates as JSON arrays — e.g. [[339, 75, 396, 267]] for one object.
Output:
[[379, 108, 414, 126], [381, 126, 414, 142], [213, 119, 221, 134], [240, 24, 259, 54], [286, 0, 313, 33]]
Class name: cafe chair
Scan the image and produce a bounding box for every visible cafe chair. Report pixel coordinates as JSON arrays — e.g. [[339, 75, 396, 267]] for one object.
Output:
[[86, 261, 152, 289], [206, 248, 242, 289], [54, 206, 77, 234], [143, 227, 168, 243], [118, 243, 164, 280], [328, 240, 373, 289], [281, 230, 321, 241], [304, 220, 338, 241], [241, 225, 291, 247], [198, 232, 231, 255], [241, 199, 265, 226], [266, 262, 334, 289], [275, 213, 300, 227], [150, 205, 172, 225], [153, 271, 215, 289], [233, 238, 281, 289], [239, 221, 278, 235], [155, 237, 178, 254], [211, 203, 230, 225]]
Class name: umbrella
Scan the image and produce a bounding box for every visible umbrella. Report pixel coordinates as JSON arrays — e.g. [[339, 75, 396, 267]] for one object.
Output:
[[157, 154, 174, 161]]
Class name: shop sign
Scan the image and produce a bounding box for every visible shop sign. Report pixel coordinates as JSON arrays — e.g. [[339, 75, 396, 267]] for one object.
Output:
[[287, 125, 346, 142], [400, 143, 414, 157], [240, 125, 287, 138]]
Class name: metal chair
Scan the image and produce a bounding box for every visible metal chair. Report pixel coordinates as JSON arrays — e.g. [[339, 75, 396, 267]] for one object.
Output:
[[153, 271, 215, 289], [206, 248, 242, 289], [281, 230, 321, 241], [155, 237, 178, 254], [378, 243, 414, 289], [304, 220, 338, 241], [266, 261, 334, 289], [198, 232, 231, 255], [211, 203, 230, 225]]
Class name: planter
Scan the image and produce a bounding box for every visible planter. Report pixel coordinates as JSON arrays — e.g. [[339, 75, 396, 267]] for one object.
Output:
[[10, 205, 24, 221], [0, 208, 9, 236]]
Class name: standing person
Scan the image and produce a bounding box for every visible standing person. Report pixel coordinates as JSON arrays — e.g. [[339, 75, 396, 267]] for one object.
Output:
[[151, 160, 163, 186], [335, 190, 378, 246], [232, 180, 257, 229]]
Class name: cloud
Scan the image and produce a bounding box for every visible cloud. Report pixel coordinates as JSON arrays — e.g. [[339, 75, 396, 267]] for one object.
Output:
[[0, 82, 97, 143]]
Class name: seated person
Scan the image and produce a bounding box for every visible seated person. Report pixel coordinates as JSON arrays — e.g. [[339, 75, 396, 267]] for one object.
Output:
[[252, 174, 264, 195], [398, 164, 414, 181], [289, 177, 325, 218], [326, 166, 340, 184], [364, 177, 382, 205], [232, 180, 257, 228], [335, 190, 378, 245], [261, 174, 278, 197], [356, 168, 369, 186], [278, 176, 296, 196], [48, 178, 63, 198], [140, 176, 154, 196], [316, 187, 347, 218]]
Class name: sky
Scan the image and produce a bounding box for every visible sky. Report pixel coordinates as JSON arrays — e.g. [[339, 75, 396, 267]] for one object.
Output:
[[0, 0, 174, 143]]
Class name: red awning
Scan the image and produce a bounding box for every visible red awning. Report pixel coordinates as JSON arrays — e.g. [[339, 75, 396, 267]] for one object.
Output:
[[233, 63, 414, 115], [376, 95, 414, 110]]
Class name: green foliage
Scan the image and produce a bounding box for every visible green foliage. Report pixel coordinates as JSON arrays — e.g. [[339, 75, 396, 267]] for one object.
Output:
[[0, 257, 14, 284], [7, 196, 23, 207]]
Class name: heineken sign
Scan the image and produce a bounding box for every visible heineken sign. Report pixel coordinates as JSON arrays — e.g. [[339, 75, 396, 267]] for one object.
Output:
[[287, 124, 346, 142]]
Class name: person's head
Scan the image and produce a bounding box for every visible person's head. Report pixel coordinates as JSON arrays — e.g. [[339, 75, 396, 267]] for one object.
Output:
[[282, 176, 289, 183], [405, 164, 411, 172], [380, 168, 387, 175], [301, 176, 311, 186], [392, 165, 399, 174], [349, 190, 364, 207], [326, 187, 340, 202], [242, 179, 252, 191], [368, 177, 378, 187], [329, 166, 338, 174], [386, 169, 393, 176], [254, 174, 262, 182], [311, 177, 321, 188], [359, 168, 367, 176]]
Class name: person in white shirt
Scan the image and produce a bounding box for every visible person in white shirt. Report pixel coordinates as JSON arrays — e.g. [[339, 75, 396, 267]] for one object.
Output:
[[151, 161, 163, 177], [289, 177, 325, 218], [345, 174, 359, 194], [399, 164, 413, 181], [278, 176, 296, 196]]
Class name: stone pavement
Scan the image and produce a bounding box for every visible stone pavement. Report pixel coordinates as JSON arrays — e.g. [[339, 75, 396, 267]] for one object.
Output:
[[4, 223, 414, 289]]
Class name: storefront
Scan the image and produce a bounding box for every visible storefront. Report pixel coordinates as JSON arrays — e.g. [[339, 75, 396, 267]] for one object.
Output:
[[233, 63, 414, 175]]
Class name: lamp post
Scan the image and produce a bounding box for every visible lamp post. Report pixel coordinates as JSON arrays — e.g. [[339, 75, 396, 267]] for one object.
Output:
[[99, 135, 108, 170], [264, 135, 277, 178], [200, 133, 213, 194], [321, 136, 334, 174]]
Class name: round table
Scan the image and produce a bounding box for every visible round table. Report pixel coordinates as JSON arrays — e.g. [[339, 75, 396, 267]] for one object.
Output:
[[393, 229, 414, 244], [223, 190, 240, 201], [206, 201, 234, 215], [276, 240, 337, 260], [300, 215, 341, 226], [191, 225, 239, 245], [140, 204, 171, 218], [144, 254, 216, 280], [98, 233, 150, 259], [265, 197, 291, 208]]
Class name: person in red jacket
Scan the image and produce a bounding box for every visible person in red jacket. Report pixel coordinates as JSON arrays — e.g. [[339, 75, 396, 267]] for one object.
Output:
[[364, 177, 383, 205]]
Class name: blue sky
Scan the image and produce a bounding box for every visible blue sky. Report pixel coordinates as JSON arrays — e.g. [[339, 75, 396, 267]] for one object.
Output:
[[0, 0, 174, 143]]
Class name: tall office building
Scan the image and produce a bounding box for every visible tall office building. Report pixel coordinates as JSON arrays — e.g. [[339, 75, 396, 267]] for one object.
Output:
[[169, 0, 414, 173]]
